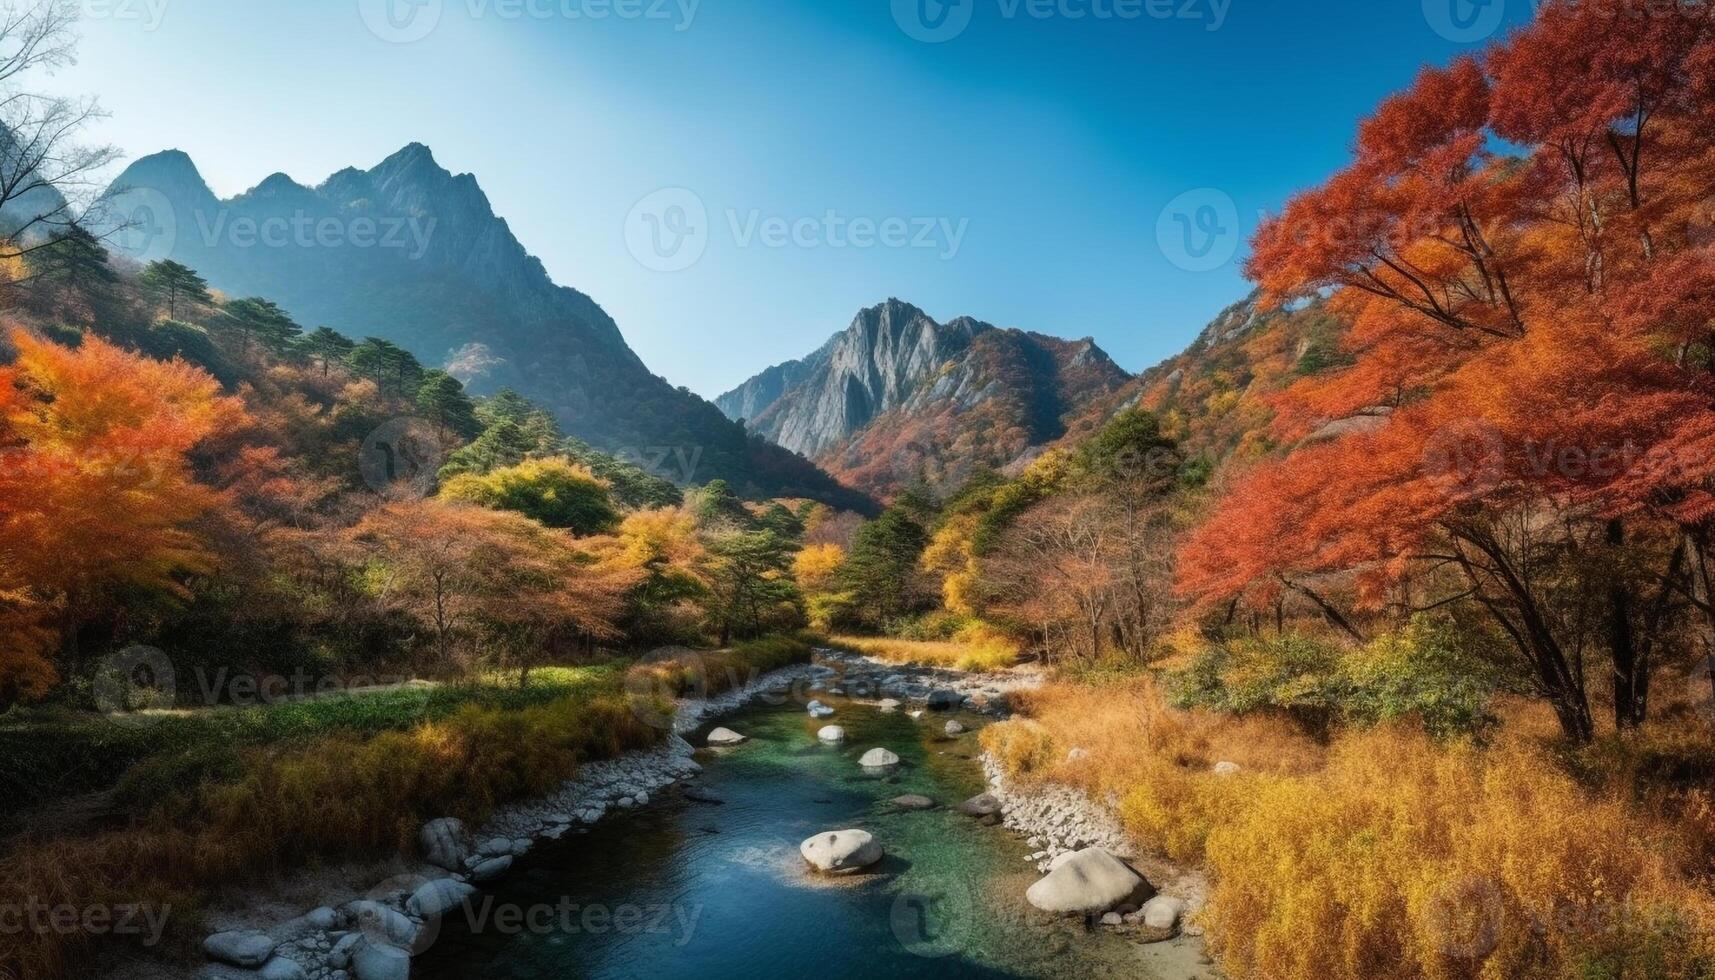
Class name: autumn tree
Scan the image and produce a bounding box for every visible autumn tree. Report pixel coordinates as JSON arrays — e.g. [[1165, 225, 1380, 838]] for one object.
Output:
[[1182, 3, 1715, 742], [440, 457, 620, 536], [0, 329, 241, 704]]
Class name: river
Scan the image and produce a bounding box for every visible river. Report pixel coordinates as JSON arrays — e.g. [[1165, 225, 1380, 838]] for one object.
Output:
[[413, 679, 1215, 979]]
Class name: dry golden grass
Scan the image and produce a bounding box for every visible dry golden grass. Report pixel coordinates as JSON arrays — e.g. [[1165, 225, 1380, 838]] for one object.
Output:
[[983, 675, 1715, 980], [830, 632, 1020, 673]]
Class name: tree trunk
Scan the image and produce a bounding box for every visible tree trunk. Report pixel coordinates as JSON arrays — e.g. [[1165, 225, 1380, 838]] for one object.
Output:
[[1607, 519, 1643, 730]]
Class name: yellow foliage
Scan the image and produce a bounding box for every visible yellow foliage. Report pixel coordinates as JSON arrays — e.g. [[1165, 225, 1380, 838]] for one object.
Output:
[[831, 633, 1019, 673], [793, 542, 845, 593]]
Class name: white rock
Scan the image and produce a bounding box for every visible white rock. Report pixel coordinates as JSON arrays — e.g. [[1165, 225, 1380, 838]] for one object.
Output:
[[477, 837, 514, 858], [1067, 748, 1089, 762], [469, 855, 513, 882], [799, 829, 884, 873], [859, 748, 900, 768], [407, 879, 476, 919], [944, 720, 966, 736], [1025, 848, 1151, 915], [817, 725, 846, 743], [327, 933, 362, 969], [1213, 761, 1241, 776], [305, 907, 338, 931], [1100, 912, 1124, 927], [807, 700, 835, 718], [1141, 895, 1187, 930], [706, 727, 747, 746], [350, 938, 410, 980], [634, 791, 649, 806], [419, 817, 468, 871], [204, 931, 278, 968], [877, 698, 902, 711], [345, 901, 418, 950]]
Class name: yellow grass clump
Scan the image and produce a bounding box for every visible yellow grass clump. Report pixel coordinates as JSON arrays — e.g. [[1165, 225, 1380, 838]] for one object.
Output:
[[831, 630, 1021, 673]]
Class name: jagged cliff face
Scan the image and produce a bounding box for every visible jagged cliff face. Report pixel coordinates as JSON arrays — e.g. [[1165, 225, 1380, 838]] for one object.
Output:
[[95, 145, 869, 508], [721, 300, 1131, 498]]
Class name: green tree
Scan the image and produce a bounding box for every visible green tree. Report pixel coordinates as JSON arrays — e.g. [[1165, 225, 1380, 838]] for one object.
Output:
[[690, 479, 755, 530], [440, 457, 620, 536], [223, 297, 303, 352], [347, 337, 423, 394], [298, 326, 355, 377], [704, 530, 799, 645], [137, 260, 211, 319], [758, 501, 805, 540], [416, 370, 481, 439], [841, 508, 928, 625]]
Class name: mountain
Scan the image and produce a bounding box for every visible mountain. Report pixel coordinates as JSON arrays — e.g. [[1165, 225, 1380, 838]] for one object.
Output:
[[719, 299, 1131, 497], [1055, 293, 1353, 476], [94, 145, 870, 510]]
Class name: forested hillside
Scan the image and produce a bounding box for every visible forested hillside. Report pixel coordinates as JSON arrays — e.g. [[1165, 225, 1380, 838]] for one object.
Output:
[[95, 146, 869, 508]]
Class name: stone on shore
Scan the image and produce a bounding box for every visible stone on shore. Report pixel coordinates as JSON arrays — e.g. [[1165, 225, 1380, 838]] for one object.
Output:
[[800, 829, 883, 873], [859, 747, 900, 768], [706, 727, 747, 746], [407, 878, 476, 919], [419, 817, 468, 871], [349, 938, 410, 980], [1140, 895, 1187, 930], [927, 690, 962, 711], [1212, 761, 1241, 776], [877, 698, 902, 711], [944, 720, 966, 736], [469, 855, 513, 882], [259, 958, 309, 980], [346, 900, 419, 950], [204, 931, 278, 968], [958, 792, 1002, 818], [1025, 848, 1153, 915]]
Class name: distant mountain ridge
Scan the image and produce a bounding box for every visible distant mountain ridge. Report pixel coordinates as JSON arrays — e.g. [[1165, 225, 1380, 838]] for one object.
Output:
[[718, 299, 1131, 497], [95, 145, 869, 509]]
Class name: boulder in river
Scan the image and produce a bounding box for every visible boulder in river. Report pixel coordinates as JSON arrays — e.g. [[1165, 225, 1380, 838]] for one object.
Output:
[[706, 727, 748, 746], [892, 794, 936, 810], [800, 829, 883, 873], [469, 855, 513, 882], [818, 725, 846, 742], [1025, 848, 1153, 915], [204, 930, 278, 968], [958, 792, 1002, 818], [419, 817, 468, 871], [859, 747, 901, 768], [926, 690, 962, 711]]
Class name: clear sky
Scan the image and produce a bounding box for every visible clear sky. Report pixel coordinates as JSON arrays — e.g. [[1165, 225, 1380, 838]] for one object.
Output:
[[52, 0, 1533, 398]]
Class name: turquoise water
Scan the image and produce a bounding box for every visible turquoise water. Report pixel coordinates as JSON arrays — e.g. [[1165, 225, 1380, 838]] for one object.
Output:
[[415, 688, 1183, 979]]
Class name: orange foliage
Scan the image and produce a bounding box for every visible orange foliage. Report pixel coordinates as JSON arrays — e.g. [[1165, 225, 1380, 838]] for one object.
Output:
[[0, 328, 242, 701]]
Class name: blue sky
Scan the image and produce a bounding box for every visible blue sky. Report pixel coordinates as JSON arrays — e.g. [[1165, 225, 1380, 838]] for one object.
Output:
[[55, 0, 1533, 398]]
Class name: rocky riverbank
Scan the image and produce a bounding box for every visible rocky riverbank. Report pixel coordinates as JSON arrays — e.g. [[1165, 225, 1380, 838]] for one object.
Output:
[[161, 650, 1211, 980]]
